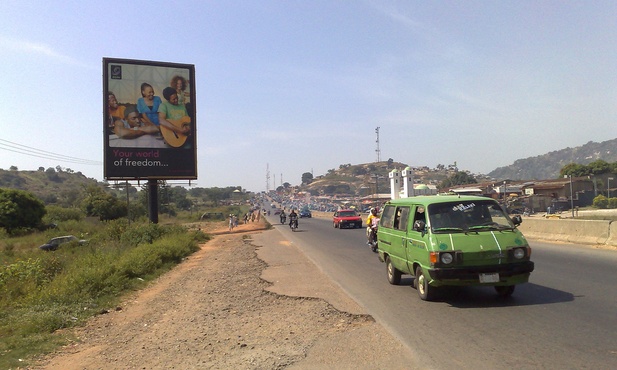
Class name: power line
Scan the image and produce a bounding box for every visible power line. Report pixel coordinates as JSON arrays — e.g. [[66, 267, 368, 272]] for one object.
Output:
[[0, 139, 102, 166]]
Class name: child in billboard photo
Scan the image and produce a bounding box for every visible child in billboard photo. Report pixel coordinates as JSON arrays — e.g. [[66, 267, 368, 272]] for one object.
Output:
[[136, 83, 162, 126], [107, 91, 126, 134], [108, 92, 125, 119], [170, 75, 190, 105], [158, 87, 192, 148], [113, 107, 159, 139]]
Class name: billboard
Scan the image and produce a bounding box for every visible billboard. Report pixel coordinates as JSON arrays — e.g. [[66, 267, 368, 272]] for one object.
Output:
[[103, 58, 197, 180]]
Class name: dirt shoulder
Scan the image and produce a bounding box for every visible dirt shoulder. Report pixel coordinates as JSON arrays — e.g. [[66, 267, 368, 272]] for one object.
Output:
[[32, 219, 416, 369]]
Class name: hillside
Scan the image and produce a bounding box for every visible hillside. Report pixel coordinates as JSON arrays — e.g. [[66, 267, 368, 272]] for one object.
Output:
[[0, 168, 101, 205], [488, 138, 617, 180], [302, 161, 476, 196], [4, 138, 616, 200]]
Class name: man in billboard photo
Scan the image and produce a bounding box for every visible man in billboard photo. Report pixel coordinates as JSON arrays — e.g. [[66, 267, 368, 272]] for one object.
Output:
[[158, 87, 192, 148], [113, 107, 159, 139]]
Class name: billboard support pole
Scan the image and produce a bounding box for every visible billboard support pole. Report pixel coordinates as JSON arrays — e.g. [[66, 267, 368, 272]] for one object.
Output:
[[148, 179, 159, 224]]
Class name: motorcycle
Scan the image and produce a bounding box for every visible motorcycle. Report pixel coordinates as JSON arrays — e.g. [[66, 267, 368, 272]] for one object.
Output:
[[280, 214, 287, 224], [367, 225, 378, 252], [289, 217, 298, 231]]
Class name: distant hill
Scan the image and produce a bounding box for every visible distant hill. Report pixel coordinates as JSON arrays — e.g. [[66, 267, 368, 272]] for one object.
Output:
[[5, 138, 615, 201], [302, 161, 472, 196], [488, 139, 617, 180], [0, 168, 101, 205]]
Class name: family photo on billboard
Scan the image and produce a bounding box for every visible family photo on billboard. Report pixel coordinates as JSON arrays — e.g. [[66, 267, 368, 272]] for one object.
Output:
[[103, 58, 197, 180]]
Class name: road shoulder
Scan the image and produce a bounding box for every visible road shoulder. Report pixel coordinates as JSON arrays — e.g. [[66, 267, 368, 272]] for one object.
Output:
[[253, 229, 418, 369]]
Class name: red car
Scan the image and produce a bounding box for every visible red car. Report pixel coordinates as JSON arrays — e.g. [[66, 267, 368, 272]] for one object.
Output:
[[333, 209, 363, 229]]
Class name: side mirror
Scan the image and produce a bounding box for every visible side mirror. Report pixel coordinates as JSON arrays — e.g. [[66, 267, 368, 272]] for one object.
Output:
[[413, 220, 426, 232], [511, 215, 522, 226]]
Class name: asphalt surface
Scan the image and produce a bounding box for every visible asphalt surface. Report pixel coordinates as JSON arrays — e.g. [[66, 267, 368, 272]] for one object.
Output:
[[264, 211, 617, 369]]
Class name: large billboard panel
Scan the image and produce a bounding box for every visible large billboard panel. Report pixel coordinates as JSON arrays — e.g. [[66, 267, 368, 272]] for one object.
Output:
[[103, 58, 197, 180]]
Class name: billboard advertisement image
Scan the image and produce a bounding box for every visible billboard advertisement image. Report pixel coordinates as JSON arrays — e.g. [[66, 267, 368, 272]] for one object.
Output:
[[103, 58, 197, 180]]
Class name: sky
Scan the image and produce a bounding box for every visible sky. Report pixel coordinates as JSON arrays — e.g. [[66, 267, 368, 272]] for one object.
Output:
[[0, 0, 615, 193]]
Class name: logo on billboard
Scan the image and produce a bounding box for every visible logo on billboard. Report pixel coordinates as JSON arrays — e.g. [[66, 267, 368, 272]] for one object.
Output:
[[110, 65, 122, 79]]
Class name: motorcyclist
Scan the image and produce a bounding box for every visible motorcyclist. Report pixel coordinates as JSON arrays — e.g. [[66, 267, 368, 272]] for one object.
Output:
[[280, 209, 287, 224], [366, 208, 379, 246], [288, 209, 298, 229]]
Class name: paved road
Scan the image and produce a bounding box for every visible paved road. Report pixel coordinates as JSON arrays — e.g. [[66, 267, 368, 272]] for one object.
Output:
[[266, 212, 617, 369]]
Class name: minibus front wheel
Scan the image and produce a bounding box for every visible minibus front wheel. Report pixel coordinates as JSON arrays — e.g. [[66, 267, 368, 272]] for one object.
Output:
[[415, 267, 435, 301]]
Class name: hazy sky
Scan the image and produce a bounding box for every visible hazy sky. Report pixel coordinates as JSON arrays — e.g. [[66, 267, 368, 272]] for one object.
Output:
[[0, 1, 615, 192]]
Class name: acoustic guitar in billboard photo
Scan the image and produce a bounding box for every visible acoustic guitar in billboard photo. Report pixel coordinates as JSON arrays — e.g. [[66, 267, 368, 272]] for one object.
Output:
[[159, 116, 191, 148]]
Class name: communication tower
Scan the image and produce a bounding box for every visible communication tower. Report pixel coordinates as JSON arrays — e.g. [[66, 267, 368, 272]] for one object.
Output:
[[375, 126, 381, 162], [266, 163, 270, 192]]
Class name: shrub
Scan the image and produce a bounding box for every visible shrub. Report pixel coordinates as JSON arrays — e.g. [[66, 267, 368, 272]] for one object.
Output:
[[593, 195, 608, 209], [44, 205, 83, 223], [0, 258, 49, 305], [120, 223, 166, 246]]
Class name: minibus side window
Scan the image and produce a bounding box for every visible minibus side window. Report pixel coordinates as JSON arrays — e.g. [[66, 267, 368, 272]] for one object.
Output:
[[380, 205, 396, 229], [412, 206, 426, 230], [393, 206, 410, 230]]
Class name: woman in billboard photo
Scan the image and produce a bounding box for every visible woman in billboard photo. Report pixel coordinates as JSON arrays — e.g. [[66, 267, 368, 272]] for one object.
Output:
[[137, 83, 162, 126], [170, 75, 190, 106]]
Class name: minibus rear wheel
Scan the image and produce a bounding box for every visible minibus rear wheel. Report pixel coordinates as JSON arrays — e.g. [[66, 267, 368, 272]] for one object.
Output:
[[386, 256, 401, 285]]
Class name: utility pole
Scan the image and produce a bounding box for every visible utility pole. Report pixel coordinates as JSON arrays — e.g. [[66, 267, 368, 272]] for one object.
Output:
[[375, 126, 381, 163]]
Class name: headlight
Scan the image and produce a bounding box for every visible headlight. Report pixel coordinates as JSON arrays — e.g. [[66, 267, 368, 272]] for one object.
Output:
[[440, 252, 454, 264], [513, 248, 526, 259]]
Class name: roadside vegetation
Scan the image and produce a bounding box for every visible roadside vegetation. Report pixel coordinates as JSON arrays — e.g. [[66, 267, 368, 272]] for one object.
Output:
[[0, 218, 215, 369], [0, 179, 253, 369]]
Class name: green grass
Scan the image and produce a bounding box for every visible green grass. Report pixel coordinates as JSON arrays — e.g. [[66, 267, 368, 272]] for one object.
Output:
[[0, 218, 211, 369]]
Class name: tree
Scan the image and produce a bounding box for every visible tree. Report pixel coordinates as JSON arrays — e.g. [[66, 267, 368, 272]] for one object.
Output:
[[587, 160, 610, 175], [559, 163, 588, 177], [353, 167, 367, 176], [301, 172, 313, 185], [0, 188, 46, 233], [610, 162, 617, 175], [9, 166, 18, 171], [439, 172, 477, 189], [81, 185, 127, 221]]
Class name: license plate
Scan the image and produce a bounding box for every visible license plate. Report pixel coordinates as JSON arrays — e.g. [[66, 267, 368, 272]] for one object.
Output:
[[479, 273, 500, 283]]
